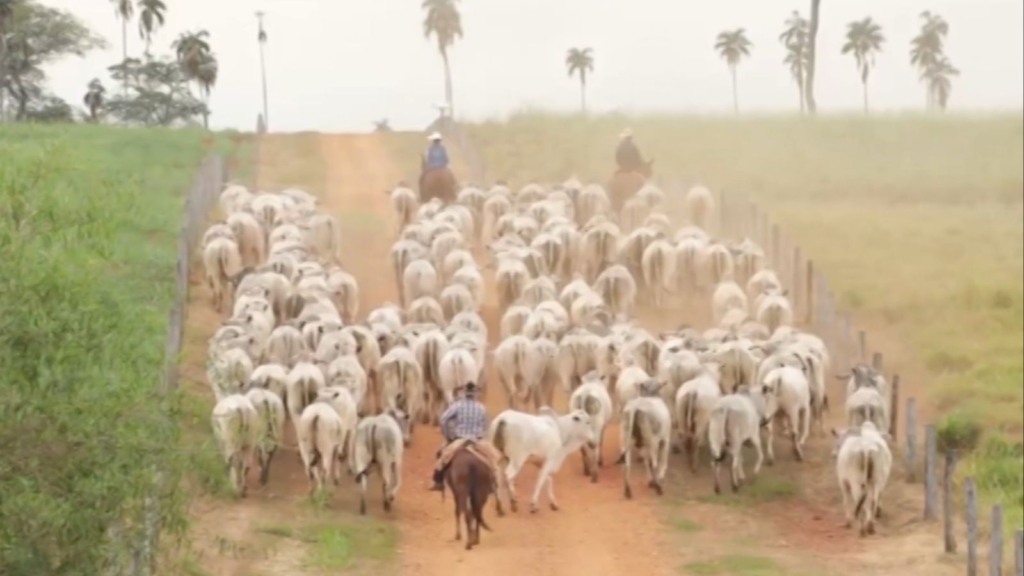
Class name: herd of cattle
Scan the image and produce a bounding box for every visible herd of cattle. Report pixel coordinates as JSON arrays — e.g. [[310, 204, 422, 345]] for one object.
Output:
[[198, 176, 897, 540]]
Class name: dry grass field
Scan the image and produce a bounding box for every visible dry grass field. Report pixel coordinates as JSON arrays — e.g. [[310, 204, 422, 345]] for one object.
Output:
[[465, 112, 1024, 531]]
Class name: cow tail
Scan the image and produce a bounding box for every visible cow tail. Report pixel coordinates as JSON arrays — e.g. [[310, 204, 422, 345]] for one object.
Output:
[[854, 448, 874, 518], [492, 419, 507, 454], [355, 423, 378, 481], [683, 390, 698, 435], [709, 408, 729, 463], [308, 414, 321, 469]]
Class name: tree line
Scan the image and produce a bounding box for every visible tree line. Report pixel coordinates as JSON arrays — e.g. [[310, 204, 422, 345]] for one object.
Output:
[[0, 0, 220, 127], [418, 0, 959, 117]]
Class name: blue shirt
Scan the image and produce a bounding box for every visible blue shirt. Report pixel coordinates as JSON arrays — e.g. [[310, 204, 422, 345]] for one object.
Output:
[[426, 143, 449, 169], [439, 397, 487, 441]]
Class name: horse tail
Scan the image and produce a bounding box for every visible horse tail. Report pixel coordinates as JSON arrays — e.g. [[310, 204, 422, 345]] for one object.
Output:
[[468, 459, 491, 532]]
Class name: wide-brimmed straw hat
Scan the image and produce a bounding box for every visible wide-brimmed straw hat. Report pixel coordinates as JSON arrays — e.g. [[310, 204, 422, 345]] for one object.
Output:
[[619, 128, 633, 139], [427, 132, 443, 141]]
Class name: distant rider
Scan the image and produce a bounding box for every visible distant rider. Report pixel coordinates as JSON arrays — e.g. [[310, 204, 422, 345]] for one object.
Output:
[[430, 381, 488, 491], [615, 128, 645, 173], [425, 132, 450, 171]]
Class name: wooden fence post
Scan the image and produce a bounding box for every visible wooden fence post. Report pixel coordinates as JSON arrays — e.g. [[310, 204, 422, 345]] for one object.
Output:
[[967, 477, 978, 576], [990, 505, 1003, 576], [771, 224, 781, 270], [858, 330, 867, 363], [924, 425, 938, 520], [791, 246, 802, 315], [943, 448, 957, 553], [805, 260, 814, 325], [905, 397, 918, 481], [889, 374, 900, 441], [1014, 529, 1022, 576]]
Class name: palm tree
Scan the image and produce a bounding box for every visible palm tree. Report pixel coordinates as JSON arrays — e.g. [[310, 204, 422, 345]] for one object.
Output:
[[841, 17, 885, 113], [565, 47, 594, 113], [910, 11, 950, 110], [714, 29, 753, 114], [805, 0, 822, 114], [83, 79, 106, 122], [922, 55, 958, 111], [779, 10, 809, 113], [137, 0, 167, 57], [194, 52, 218, 128], [172, 30, 215, 127], [111, 0, 134, 92], [422, 0, 463, 117], [0, 0, 15, 121]]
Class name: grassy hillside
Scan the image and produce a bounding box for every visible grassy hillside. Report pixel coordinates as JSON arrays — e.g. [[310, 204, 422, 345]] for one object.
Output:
[[0, 124, 211, 574], [466, 112, 1024, 530]]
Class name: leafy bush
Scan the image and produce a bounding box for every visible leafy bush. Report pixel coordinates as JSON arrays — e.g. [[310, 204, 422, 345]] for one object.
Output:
[[0, 127, 203, 575]]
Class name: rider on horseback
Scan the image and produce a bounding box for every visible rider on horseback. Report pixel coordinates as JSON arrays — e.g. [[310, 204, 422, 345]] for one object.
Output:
[[430, 381, 488, 491], [425, 132, 450, 171], [615, 128, 646, 173]]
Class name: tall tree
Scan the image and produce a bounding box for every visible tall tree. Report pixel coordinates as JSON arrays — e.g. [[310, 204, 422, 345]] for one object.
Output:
[[565, 47, 594, 113], [910, 11, 950, 110], [0, 0, 15, 121], [172, 30, 215, 128], [105, 56, 206, 125], [136, 0, 166, 56], [779, 10, 809, 113], [841, 17, 885, 113], [83, 77, 105, 122], [805, 0, 821, 114], [714, 28, 752, 114], [422, 0, 462, 117], [2, 1, 105, 121], [110, 0, 133, 93], [921, 55, 958, 111]]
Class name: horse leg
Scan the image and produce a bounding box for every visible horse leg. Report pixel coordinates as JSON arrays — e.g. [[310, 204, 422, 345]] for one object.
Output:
[[453, 484, 463, 541]]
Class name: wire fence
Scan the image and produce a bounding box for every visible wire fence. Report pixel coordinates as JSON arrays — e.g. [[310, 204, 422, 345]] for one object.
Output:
[[108, 153, 228, 576], [441, 117, 1023, 576]]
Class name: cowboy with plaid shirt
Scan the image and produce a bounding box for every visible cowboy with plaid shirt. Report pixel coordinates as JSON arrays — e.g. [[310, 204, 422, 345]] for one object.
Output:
[[429, 382, 493, 491]]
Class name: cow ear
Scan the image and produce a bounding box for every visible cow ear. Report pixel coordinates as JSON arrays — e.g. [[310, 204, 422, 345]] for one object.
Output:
[[571, 414, 581, 422]]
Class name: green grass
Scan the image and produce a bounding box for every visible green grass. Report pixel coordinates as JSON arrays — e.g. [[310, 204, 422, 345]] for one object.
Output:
[[257, 518, 397, 571], [467, 111, 1024, 543], [0, 123, 209, 573], [681, 554, 782, 575], [696, 476, 800, 507]]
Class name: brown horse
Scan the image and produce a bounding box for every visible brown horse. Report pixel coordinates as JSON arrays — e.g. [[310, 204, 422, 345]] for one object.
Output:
[[608, 158, 655, 214], [443, 445, 495, 550], [419, 154, 457, 204]]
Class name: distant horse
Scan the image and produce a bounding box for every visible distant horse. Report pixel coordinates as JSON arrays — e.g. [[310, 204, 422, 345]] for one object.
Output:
[[608, 158, 655, 215], [443, 444, 497, 550], [419, 154, 458, 204]]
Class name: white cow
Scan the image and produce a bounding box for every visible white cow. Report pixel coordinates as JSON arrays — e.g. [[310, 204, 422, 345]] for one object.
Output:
[[567, 374, 614, 482], [618, 380, 672, 499], [352, 409, 410, 515], [488, 408, 596, 513], [210, 394, 259, 497], [831, 422, 893, 536]]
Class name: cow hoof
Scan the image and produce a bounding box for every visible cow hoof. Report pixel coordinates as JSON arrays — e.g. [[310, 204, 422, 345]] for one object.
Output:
[[731, 484, 739, 494], [624, 485, 633, 499], [359, 501, 367, 515], [529, 504, 538, 514], [866, 523, 876, 535], [590, 475, 598, 484], [510, 501, 518, 513], [654, 484, 664, 496], [550, 502, 559, 511], [383, 500, 392, 512], [714, 485, 721, 495]]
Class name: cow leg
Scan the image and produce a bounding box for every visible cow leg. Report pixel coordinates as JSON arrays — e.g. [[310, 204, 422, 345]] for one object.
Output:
[[730, 450, 742, 493], [544, 472, 559, 511], [763, 422, 775, 466], [751, 435, 765, 476], [358, 474, 368, 515], [622, 447, 633, 499]]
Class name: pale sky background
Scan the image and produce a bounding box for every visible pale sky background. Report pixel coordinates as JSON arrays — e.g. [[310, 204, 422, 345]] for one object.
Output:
[[44, 0, 1024, 132]]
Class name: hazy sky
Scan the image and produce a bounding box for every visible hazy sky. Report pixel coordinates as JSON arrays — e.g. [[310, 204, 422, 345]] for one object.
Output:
[[44, 0, 1024, 132]]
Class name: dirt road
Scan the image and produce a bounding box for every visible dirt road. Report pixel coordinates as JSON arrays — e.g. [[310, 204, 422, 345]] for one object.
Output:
[[179, 132, 963, 576]]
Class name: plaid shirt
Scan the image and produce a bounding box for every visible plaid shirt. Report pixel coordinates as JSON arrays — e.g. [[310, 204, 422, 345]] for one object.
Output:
[[439, 397, 488, 441]]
